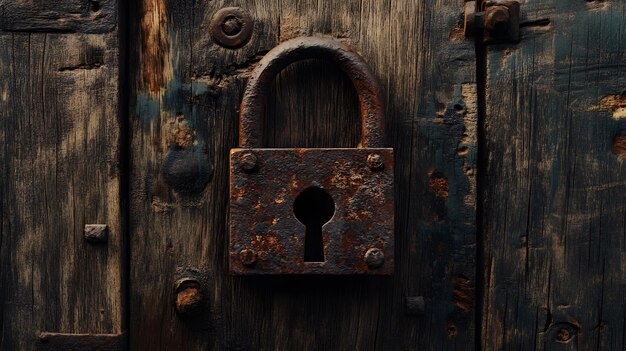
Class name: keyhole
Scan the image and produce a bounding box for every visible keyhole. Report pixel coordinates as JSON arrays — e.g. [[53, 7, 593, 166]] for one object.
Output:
[[293, 187, 335, 262]]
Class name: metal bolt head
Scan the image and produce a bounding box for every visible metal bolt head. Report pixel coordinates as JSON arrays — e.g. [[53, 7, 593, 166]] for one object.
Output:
[[221, 16, 243, 36], [239, 248, 258, 267], [174, 278, 203, 317], [209, 7, 254, 48], [367, 153, 384, 171], [484, 5, 510, 33], [364, 248, 385, 268], [239, 152, 258, 172]]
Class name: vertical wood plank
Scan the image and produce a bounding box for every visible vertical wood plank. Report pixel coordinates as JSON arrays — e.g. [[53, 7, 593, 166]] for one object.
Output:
[[482, 1, 626, 350], [0, 25, 124, 351], [129, 0, 477, 349]]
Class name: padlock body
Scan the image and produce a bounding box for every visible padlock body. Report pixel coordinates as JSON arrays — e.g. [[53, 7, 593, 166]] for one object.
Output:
[[230, 148, 394, 274]]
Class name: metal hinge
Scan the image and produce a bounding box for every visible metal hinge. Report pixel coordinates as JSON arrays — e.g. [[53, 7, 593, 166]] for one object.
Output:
[[464, 0, 520, 44], [38, 332, 126, 351]]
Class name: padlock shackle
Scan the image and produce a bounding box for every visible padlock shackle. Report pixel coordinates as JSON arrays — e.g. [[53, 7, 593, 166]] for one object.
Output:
[[239, 37, 384, 148]]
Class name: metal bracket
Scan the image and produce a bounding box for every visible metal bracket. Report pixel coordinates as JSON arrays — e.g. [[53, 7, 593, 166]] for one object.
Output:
[[464, 0, 520, 44]]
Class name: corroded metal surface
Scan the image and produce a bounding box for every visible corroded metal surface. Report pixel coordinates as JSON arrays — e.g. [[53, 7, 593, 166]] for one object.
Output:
[[464, 0, 520, 44], [231, 37, 393, 275], [209, 7, 254, 48], [239, 37, 385, 148], [230, 148, 394, 274]]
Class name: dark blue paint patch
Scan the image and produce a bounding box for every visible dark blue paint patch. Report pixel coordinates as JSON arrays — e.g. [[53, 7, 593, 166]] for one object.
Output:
[[162, 145, 212, 194]]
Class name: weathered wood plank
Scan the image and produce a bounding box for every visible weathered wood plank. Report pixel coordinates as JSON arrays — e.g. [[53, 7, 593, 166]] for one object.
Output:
[[129, 0, 477, 349], [0, 0, 117, 33], [481, 1, 626, 350], [0, 22, 123, 351]]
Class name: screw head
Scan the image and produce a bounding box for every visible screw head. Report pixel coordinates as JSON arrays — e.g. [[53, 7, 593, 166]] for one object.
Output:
[[364, 248, 385, 269], [239, 248, 258, 267], [239, 152, 258, 172], [367, 153, 384, 171], [485, 5, 510, 33], [173, 278, 203, 317]]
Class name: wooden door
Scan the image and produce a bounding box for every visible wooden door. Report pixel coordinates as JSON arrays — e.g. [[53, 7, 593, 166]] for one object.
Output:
[[0, 0, 624, 350], [128, 0, 477, 349], [481, 1, 626, 349], [0, 1, 126, 349]]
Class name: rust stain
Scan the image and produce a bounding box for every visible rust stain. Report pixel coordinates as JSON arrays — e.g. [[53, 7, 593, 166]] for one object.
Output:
[[449, 22, 465, 41], [230, 148, 394, 275], [168, 115, 196, 148], [429, 172, 449, 198], [593, 92, 626, 119], [176, 286, 201, 308], [613, 133, 626, 156], [453, 275, 474, 312], [141, 0, 172, 95]]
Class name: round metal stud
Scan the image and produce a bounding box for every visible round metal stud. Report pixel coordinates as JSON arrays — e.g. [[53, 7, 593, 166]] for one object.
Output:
[[239, 152, 258, 173], [367, 153, 384, 171], [239, 248, 258, 267], [364, 248, 385, 269], [209, 7, 254, 49]]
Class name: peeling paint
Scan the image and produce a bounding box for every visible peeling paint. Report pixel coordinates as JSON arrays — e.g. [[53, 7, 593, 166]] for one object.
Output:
[[591, 92, 626, 119]]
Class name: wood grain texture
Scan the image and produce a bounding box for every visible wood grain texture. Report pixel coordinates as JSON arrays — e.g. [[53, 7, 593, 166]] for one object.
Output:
[[0, 0, 117, 33], [481, 1, 626, 350], [129, 0, 477, 349], [0, 21, 123, 351]]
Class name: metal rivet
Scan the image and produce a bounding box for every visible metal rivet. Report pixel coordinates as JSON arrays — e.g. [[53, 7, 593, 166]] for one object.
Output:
[[239, 249, 258, 267], [174, 278, 203, 317], [84, 224, 108, 244], [240, 152, 258, 172], [405, 296, 425, 315], [209, 7, 254, 49], [364, 248, 384, 268], [367, 153, 384, 171]]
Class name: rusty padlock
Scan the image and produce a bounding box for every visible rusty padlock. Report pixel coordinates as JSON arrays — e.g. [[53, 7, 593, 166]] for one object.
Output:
[[229, 37, 394, 275]]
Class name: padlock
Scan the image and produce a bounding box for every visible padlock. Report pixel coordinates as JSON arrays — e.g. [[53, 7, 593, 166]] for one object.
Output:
[[229, 37, 394, 275]]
